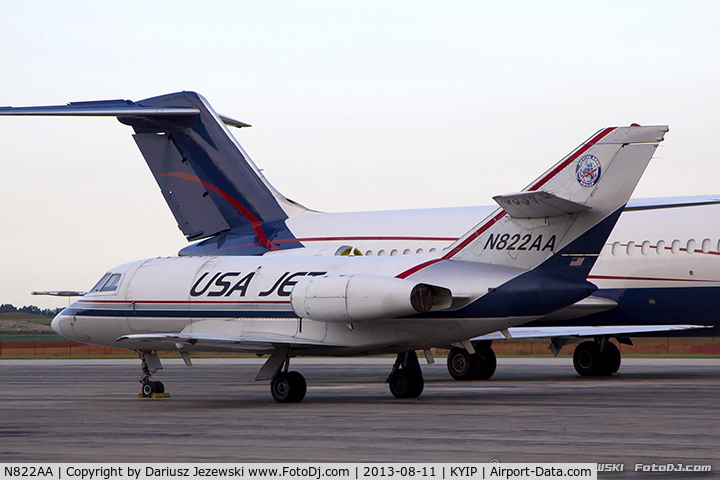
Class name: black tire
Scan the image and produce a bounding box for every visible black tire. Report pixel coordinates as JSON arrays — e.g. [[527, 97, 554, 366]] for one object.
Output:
[[474, 347, 497, 380], [287, 371, 307, 402], [602, 342, 621, 375], [573, 341, 606, 377], [447, 347, 479, 380], [141, 381, 156, 397], [153, 381, 165, 394], [271, 373, 293, 403], [389, 369, 423, 398]]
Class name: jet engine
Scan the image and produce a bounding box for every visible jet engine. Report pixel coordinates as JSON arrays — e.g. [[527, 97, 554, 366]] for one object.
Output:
[[290, 274, 452, 322]]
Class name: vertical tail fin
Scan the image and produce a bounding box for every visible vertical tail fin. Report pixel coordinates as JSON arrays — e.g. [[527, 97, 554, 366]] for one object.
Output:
[[124, 92, 313, 242], [444, 125, 668, 278]]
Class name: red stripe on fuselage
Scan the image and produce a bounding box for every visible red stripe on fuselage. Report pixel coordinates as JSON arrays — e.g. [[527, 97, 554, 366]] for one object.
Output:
[[160, 172, 278, 251], [394, 127, 617, 279]]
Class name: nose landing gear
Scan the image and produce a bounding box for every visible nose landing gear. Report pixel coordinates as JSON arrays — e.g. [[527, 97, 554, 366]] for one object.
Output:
[[136, 350, 169, 398]]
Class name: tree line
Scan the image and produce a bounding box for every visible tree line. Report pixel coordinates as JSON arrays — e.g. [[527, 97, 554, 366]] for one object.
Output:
[[0, 304, 64, 317]]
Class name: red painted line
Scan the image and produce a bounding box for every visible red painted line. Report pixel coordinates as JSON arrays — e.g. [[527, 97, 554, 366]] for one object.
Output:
[[394, 128, 617, 279], [527, 127, 616, 192], [161, 172, 278, 251], [285, 236, 460, 243], [395, 259, 444, 279], [78, 299, 291, 305]]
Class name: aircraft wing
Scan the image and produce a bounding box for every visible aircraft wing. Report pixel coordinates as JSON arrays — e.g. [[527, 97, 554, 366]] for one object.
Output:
[[117, 331, 345, 353], [624, 195, 720, 211], [472, 324, 710, 341]]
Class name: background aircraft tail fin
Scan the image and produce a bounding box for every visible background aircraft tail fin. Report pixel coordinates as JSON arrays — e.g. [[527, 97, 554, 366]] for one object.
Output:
[[443, 125, 668, 279], [124, 92, 314, 242]]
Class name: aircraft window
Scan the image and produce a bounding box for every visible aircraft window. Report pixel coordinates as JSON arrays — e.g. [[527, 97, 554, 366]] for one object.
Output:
[[416, 248, 424, 255], [702, 238, 711, 254], [377, 250, 386, 256], [611, 242, 622, 256], [403, 249, 411, 256], [671, 239, 681, 254], [100, 274, 122, 292], [429, 248, 437, 253], [365, 250, 373, 256], [641, 241, 650, 255], [686, 239, 696, 254], [626, 241, 636, 255], [656, 240, 666, 254], [90, 273, 112, 292], [390, 249, 399, 256]]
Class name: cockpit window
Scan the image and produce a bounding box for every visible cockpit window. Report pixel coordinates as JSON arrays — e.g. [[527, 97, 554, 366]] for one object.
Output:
[[100, 274, 122, 292], [91, 273, 112, 292], [90, 273, 122, 293]]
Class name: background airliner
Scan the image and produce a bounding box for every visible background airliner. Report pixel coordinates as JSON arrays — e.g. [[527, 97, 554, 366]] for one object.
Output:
[[2, 92, 717, 385]]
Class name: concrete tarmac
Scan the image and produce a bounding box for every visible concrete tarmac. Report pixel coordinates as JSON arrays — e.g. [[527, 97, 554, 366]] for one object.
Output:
[[0, 357, 718, 470]]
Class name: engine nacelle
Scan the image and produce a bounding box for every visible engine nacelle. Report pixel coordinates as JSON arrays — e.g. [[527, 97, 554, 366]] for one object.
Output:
[[290, 274, 452, 323]]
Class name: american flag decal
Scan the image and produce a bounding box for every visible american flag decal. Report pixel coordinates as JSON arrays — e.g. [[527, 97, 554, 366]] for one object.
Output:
[[569, 257, 585, 267]]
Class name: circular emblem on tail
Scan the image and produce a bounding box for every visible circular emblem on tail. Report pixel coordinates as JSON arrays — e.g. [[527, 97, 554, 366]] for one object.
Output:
[[576, 154, 601, 187]]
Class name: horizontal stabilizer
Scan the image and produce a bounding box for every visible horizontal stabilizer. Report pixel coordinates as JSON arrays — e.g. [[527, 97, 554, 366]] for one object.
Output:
[[31, 290, 88, 297], [0, 100, 199, 117], [493, 191, 591, 219]]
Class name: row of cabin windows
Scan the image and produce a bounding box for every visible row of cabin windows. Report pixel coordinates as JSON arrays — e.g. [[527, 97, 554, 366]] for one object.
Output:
[[610, 238, 716, 256], [364, 247, 439, 257]]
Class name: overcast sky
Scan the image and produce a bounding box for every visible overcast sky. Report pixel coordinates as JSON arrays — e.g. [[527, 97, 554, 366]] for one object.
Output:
[[2, 1, 719, 308]]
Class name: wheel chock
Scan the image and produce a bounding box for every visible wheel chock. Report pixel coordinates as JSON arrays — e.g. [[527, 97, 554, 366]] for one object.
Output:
[[137, 393, 171, 398]]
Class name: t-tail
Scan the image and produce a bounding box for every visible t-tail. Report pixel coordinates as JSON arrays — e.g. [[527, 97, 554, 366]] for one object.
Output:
[[397, 125, 667, 319], [0, 91, 312, 252], [447, 125, 668, 276]]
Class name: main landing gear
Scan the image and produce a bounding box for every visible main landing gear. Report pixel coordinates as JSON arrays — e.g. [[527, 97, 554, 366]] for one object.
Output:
[[573, 340, 621, 377], [136, 350, 167, 397], [271, 369, 307, 403], [387, 351, 424, 398], [447, 342, 497, 381]]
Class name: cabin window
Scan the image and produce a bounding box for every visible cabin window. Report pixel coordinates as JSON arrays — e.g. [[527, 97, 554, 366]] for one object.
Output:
[[365, 250, 373, 256], [390, 249, 399, 256], [671, 239, 681, 254], [656, 240, 666, 254], [686, 239, 696, 254], [702, 238, 711, 254], [612, 242, 622, 256], [626, 241, 636, 255], [641, 240, 650, 255], [429, 248, 437, 253], [377, 249, 386, 256], [403, 249, 411, 256], [416, 248, 424, 255]]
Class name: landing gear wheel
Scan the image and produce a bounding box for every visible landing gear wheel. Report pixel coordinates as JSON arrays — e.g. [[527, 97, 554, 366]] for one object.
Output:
[[602, 342, 621, 375], [287, 371, 307, 402], [153, 381, 165, 394], [573, 341, 606, 377], [141, 381, 157, 397], [447, 347, 479, 380], [271, 371, 306, 403], [474, 347, 497, 380], [389, 368, 424, 398]]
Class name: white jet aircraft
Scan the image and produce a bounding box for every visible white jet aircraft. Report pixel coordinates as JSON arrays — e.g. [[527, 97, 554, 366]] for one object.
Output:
[[40, 124, 665, 401], [2, 92, 715, 386]]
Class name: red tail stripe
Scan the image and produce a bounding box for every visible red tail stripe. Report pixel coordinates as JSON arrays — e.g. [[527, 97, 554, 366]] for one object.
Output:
[[160, 172, 278, 251]]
